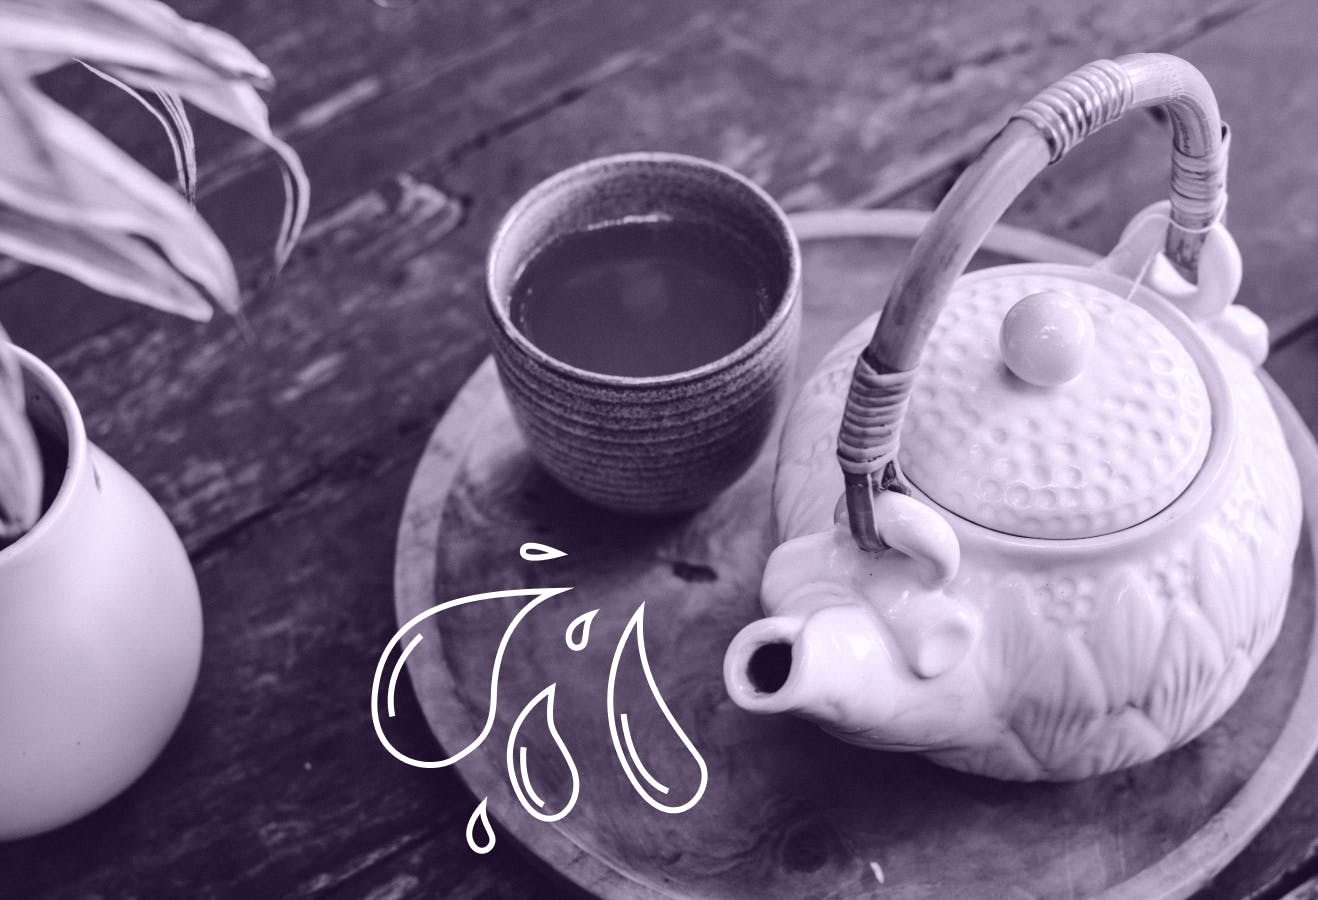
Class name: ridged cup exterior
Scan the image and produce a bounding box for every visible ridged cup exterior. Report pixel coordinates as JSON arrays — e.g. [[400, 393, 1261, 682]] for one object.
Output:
[[492, 299, 800, 513], [487, 152, 801, 514]]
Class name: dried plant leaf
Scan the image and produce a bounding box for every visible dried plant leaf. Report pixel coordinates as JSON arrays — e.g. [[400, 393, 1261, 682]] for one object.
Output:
[[103, 68, 309, 271], [163, 76, 308, 271], [81, 61, 196, 202], [0, 324, 41, 540], [154, 90, 197, 199], [0, 59, 238, 312]]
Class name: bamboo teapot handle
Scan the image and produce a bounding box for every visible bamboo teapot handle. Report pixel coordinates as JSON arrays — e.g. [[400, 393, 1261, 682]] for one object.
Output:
[[839, 53, 1228, 552]]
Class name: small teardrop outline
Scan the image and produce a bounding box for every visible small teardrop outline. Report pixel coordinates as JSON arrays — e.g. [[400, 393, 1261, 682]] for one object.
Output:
[[521, 542, 567, 562], [565, 609, 599, 651], [466, 797, 496, 855], [606, 602, 709, 814], [506, 683, 581, 823]]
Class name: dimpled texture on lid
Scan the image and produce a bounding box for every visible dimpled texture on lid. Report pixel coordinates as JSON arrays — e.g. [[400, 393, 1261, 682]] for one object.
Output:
[[897, 272, 1211, 539]]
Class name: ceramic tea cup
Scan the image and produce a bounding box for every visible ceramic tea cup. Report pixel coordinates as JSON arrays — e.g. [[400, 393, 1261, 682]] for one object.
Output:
[[486, 152, 801, 515]]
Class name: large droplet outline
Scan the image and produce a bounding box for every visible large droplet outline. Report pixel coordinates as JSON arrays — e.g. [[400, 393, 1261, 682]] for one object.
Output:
[[372, 579, 571, 768], [606, 603, 709, 814], [506, 683, 581, 823]]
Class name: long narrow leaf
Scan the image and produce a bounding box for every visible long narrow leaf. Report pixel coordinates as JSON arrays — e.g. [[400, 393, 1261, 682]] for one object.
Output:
[[81, 61, 196, 202], [0, 0, 271, 85], [0, 62, 238, 311], [177, 17, 273, 86], [0, 204, 214, 320], [0, 324, 41, 540]]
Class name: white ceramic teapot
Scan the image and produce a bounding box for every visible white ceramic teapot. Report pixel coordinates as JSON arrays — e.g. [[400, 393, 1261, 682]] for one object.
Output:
[[723, 54, 1303, 781]]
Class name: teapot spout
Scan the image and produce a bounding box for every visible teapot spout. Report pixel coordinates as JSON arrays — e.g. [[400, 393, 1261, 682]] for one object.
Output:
[[725, 599, 992, 753], [723, 604, 901, 734], [723, 615, 804, 716]]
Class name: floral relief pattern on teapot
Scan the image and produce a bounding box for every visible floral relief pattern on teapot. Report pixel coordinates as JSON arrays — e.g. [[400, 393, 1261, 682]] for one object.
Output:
[[723, 53, 1304, 780]]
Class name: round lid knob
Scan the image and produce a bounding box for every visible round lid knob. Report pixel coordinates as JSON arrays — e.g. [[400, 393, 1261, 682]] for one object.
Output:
[[897, 271, 1212, 540], [1000, 291, 1095, 386]]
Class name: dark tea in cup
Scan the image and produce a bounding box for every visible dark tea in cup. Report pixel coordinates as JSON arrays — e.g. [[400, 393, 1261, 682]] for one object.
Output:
[[508, 217, 774, 378]]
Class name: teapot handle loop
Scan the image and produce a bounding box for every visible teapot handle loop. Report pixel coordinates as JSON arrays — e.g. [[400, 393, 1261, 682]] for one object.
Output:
[[839, 53, 1228, 552]]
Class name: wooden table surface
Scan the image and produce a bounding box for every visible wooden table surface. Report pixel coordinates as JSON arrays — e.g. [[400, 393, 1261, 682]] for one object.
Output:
[[2, 1, 1317, 897]]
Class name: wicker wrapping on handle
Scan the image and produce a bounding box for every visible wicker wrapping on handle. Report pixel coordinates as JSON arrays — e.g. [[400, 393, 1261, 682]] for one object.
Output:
[[838, 52, 1228, 553]]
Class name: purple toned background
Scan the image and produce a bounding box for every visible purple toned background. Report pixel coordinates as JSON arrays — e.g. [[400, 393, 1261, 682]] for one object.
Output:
[[2, 0, 1317, 897]]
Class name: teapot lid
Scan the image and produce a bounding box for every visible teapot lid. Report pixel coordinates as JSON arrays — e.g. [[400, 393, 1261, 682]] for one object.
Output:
[[897, 269, 1211, 539]]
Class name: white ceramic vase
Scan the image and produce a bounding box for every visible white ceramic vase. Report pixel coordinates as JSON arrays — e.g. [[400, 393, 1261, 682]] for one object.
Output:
[[0, 347, 202, 839]]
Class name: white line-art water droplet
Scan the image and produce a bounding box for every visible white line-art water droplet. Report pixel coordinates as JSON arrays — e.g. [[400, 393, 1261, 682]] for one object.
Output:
[[565, 609, 599, 651], [506, 684, 581, 823], [371, 587, 571, 769], [466, 797, 496, 855], [606, 603, 709, 814], [520, 542, 567, 562]]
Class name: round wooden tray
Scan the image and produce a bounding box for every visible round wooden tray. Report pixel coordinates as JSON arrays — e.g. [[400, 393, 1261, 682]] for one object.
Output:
[[393, 246, 1318, 900]]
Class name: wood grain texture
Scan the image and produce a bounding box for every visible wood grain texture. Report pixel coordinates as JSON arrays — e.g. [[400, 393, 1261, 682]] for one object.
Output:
[[0, 0, 1314, 897]]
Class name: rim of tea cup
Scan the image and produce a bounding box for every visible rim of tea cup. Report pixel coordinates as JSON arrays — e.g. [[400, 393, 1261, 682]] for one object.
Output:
[[486, 151, 801, 387]]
